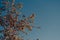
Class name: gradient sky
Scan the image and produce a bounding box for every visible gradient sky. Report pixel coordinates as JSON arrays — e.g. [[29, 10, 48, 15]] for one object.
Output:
[[0, 0, 60, 40], [16, 0, 60, 40]]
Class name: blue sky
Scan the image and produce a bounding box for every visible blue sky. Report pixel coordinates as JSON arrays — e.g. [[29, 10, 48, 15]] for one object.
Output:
[[0, 0, 60, 40], [16, 0, 60, 40]]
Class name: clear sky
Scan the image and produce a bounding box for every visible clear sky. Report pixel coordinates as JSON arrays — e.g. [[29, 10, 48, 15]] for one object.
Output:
[[16, 0, 60, 40], [0, 0, 60, 40]]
